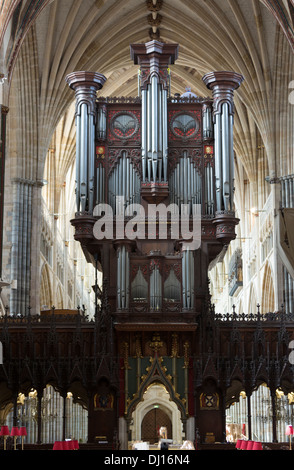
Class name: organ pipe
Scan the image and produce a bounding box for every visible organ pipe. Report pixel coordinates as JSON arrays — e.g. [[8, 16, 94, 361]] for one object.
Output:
[[182, 250, 194, 309], [150, 265, 162, 310], [203, 71, 244, 212], [141, 76, 168, 183], [117, 245, 130, 310], [203, 104, 213, 140], [97, 103, 107, 141], [108, 152, 141, 214], [131, 42, 178, 184], [66, 71, 107, 213], [281, 175, 294, 208], [169, 154, 203, 215]]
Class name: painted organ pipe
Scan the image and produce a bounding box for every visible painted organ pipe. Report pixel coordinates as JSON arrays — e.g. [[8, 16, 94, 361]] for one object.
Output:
[[117, 245, 130, 309], [66, 72, 107, 213], [203, 71, 244, 212]]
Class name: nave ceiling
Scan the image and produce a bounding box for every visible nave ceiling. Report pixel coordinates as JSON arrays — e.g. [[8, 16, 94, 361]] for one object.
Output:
[[0, 0, 293, 212]]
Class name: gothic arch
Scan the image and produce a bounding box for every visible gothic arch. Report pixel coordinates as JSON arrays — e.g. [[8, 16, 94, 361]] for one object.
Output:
[[131, 383, 183, 443], [56, 283, 64, 309], [248, 283, 257, 314], [40, 262, 52, 310], [126, 355, 187, 425], [261, 262, 275, 314]]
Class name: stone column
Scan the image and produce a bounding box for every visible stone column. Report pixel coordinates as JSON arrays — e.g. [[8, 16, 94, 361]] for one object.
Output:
[[66, 72, 107, 214], [0, 105, 8, 279], [10, 178, 36, 315]]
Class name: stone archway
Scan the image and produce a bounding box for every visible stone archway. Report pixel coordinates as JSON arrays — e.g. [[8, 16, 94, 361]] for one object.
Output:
[[130, 383, 184, 445]]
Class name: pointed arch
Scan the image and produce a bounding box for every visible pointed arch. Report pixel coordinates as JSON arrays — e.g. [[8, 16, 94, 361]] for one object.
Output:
[[248, 283, 257, 314], [126, 355, 186, 423], [261, 261, 275, 314], [56, 283, 63, 309], [40, 262, 52, 310]]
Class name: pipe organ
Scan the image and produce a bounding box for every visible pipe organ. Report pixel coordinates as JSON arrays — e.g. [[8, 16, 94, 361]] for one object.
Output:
[[66, 40, 243, 443], [67, 41, 243, 319]]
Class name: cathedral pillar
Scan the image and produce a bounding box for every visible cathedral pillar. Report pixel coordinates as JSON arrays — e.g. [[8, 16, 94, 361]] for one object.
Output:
[[0, 104, 8, 280], [66, 71, 107, 213], [10, 178, 37, 314]]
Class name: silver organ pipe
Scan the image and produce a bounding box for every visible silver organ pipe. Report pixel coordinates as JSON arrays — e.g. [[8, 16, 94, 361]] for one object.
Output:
[[182, 250, 194, 309], [214, 112, 222, 212], [141, 90, 147, 182], [96, 163, 105, 205], [281, 175, 294, 209], [221, 103, 231, 210], [80, 103, 88, 213], [169, 154, 202, 215], [147, 83, 152, 178], [75, 113, 81, 211], [97, 104, 107, 141], [141, 76, 168, 183], [229, 113, 235, 201], [117, 245, 130, 310], [162, 88, 168, 182], [203, 71, 244, 212], [88, 113, 95, 212], [108, 152, 141, 214], [205, 162, 214, 216], [151, 75, 158, 165], [66, 71, 106, 213], [150, 265, 162, 310], [203, 104, 213, 140]]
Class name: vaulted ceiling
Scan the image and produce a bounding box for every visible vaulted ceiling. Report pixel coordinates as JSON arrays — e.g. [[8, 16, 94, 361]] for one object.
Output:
[[1, 0, 293, 200]]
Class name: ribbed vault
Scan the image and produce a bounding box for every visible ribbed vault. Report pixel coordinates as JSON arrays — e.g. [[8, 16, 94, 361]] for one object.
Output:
[[1, 0, 294, 212]]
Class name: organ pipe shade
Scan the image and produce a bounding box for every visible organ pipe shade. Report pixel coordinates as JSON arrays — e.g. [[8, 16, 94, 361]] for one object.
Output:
[[131, 268, 148, 301], [164, 269, 181, 302]]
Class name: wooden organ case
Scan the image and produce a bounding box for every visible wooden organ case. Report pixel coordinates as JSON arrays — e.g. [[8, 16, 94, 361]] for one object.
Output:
[[66, 41, 243, 445]]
